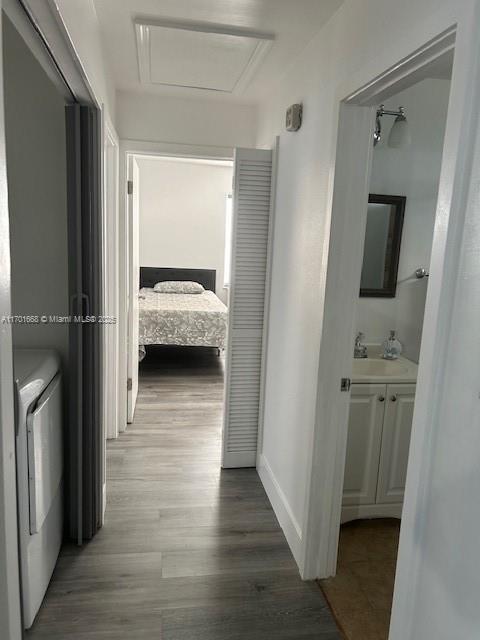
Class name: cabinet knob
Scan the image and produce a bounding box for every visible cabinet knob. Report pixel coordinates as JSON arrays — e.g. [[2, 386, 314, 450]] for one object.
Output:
[[390, 395, 397, 402], [379, 396, 385, 402]]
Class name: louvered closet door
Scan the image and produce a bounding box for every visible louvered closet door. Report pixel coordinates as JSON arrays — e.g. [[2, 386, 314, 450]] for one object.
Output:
[[223, 148, 273, 468]]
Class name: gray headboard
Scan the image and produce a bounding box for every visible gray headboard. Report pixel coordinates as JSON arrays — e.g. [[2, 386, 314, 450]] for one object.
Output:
[[139, 267, 216, 292]]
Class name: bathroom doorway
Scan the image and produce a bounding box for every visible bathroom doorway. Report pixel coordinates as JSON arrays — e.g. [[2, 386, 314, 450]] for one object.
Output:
[[295, 14, 480, 638], [319, 67, 453, 639]]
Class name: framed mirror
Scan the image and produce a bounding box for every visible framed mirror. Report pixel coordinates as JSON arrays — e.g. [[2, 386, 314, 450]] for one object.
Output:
[[360, 194, 406, 297]]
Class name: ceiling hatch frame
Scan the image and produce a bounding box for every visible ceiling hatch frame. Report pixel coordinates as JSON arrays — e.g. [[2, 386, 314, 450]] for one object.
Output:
[[135, 17, 274, 95]]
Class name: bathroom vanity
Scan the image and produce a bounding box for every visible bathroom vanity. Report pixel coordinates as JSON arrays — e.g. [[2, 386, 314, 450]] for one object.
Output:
[[342, 350, 418, 523]]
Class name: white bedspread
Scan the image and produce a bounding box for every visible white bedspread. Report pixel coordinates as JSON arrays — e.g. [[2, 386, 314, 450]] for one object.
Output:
[[138, 288, 228, 349]]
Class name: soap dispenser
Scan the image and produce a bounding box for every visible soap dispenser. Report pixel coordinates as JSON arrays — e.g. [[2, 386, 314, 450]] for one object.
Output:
[[382, 330, 402, 360]]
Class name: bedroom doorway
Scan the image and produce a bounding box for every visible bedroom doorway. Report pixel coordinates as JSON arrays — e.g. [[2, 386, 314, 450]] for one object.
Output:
[[125, 153, 234, 437], [121, 143, 276, 473], [119, 149, 238, 499]]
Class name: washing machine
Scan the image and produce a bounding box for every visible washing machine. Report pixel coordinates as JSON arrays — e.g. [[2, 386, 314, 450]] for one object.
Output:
[[14, 348, 63, 629]]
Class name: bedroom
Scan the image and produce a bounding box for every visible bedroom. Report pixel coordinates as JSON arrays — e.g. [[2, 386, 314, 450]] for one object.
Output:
[[130, 154, 233, 461]]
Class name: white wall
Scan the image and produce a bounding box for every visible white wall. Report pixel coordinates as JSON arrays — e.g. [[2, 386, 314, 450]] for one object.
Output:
[[137, 157, 232, 304], [4, 16, 69, 364], [117, 90, 256, 149], [255, 0, 472, 605], [356, 78, 451, 362]]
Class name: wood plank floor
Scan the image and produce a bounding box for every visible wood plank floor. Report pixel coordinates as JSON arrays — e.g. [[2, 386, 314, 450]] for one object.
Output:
[[27, 346, 341, 639]]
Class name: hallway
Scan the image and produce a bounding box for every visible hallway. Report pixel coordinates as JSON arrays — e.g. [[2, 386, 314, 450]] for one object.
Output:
[[27, 347, 340, 639]]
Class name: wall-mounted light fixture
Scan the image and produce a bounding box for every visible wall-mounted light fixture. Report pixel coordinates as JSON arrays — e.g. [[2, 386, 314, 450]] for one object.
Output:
[[374, 105, 411, 148]]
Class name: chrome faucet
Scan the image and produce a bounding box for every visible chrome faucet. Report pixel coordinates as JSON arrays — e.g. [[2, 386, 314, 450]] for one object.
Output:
[[354, 332, 368, 359]]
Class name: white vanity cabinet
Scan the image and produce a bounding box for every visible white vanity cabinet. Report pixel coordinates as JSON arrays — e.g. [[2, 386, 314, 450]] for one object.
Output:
[[341, 381, 416, 522], [342, 384, 385, 507]]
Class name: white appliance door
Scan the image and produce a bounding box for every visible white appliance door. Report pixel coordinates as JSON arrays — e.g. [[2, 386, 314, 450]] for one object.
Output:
[[26, 373, 62, 534]]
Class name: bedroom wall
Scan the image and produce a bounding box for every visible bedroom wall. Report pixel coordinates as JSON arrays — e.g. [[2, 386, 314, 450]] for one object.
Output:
[[3, 15, 69, 365], [137, 157, 233, 304], [356, 77, 451, 362], [254, 2, 474, 630], [117, 90, 256, 149]]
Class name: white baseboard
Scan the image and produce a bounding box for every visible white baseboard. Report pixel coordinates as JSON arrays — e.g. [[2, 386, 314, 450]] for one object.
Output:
[[257, 454, 303, 568]]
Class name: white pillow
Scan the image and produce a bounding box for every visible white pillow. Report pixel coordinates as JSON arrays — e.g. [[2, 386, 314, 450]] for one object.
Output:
[[153, 280, 205, 294]]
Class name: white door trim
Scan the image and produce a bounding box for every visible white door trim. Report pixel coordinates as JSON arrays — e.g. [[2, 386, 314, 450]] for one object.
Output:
[[256, 136, 279, 465], [103, 118, 120, 440], [126, 155, 139, 423], [303, 0, 480, 592], [120, 139, 233, 162], [302, 102, 375, 579]]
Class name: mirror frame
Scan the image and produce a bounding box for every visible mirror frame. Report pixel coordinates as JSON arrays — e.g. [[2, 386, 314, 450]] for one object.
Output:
[[360, 193, 406, 298]]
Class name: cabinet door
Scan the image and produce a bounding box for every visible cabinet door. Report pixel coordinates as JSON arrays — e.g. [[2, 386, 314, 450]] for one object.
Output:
[[376, 383, 416, 504], [343, 384, 386, 505]]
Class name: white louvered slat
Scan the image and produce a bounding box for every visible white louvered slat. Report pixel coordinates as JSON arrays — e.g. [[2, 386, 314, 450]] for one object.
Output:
[[223, 148, 273, 468]]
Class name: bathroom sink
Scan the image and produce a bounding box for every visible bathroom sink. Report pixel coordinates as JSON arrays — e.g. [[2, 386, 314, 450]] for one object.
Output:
[[353, 358, 408, 376], [351, 351, 417, 383]]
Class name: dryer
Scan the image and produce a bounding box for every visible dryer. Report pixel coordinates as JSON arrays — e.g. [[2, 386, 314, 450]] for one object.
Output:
[[14, 348, 63, 629]]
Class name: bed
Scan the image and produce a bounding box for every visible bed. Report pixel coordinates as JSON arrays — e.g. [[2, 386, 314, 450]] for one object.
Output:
[[138, 267, 228, 360]]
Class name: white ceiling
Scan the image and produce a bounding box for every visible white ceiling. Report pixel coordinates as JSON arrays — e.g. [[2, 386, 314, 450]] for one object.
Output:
[[93, 0, 344, 103]]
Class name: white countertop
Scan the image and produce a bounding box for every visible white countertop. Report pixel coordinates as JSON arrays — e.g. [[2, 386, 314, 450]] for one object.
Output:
[[351, 347, 418, 384]]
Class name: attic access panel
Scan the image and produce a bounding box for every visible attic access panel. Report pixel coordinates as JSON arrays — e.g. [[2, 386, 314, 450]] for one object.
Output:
[[135, 19, 273, 94]]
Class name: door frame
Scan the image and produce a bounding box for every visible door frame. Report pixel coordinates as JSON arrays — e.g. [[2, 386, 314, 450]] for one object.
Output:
[[303, 0, 480, 593], [256, 137, 279, 467], [103, 117, 120, 440], [100, 115, 119, 522], [126, 154, 139, 423], [119, 140, 234, 426]]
